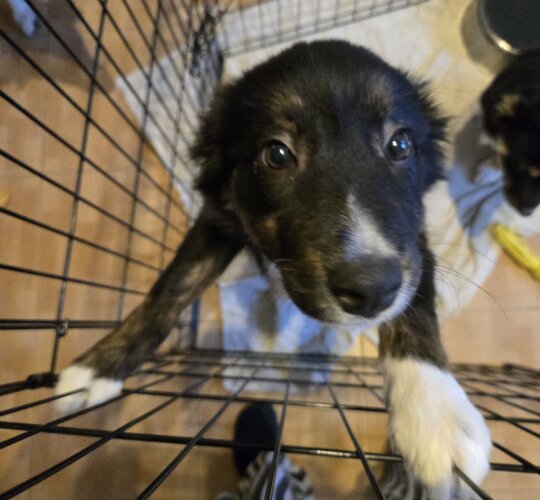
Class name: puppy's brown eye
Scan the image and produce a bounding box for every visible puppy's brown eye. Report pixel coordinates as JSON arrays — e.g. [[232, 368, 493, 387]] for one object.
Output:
[[261, 141, 297, 169], [386, 129, 413, 162]]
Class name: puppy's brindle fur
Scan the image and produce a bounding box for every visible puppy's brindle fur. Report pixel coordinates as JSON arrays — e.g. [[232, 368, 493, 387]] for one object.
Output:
[[59, 41, 491, 491]]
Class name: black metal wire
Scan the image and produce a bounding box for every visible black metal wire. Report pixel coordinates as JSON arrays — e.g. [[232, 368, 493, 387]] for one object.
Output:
[[116, 0, 163, 321], [137, 362, 261, 498], [1, 0, 538, 498], [0, 367, 225, 498], [0, 107, 182, 251], [51, 0, 109, 376], [327, 382, 384, 498], [264, 361, 292, 500]]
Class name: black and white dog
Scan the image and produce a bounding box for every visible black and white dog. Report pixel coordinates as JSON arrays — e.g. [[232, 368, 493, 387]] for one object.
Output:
[[481, 49, 540, 216], [55, 41, 491, 494]]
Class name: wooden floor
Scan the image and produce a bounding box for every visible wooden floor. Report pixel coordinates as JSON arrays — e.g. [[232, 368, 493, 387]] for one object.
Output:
[[0, 1, 539, 498]]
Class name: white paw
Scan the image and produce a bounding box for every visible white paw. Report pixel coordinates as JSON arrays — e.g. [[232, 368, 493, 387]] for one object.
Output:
[[384, 358, 491, 493], [10, 0, 39, 36], [54, 365, 123, 414]]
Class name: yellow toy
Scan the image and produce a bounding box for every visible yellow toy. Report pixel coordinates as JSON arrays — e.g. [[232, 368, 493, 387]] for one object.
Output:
[[490, 223, 540, 281]]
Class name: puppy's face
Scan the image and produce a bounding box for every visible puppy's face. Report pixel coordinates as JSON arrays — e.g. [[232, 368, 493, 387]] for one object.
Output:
[[482, 91, 540, 216], [194, 41, 444, 328]]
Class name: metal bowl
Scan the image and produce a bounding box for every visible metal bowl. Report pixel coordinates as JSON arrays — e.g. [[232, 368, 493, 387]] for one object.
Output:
[[478, 0, 540, 56]]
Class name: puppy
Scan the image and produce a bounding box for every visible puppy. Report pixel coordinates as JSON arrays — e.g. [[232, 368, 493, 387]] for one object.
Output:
[[55, 41, 491, 494], [481, 49, 540, 216]]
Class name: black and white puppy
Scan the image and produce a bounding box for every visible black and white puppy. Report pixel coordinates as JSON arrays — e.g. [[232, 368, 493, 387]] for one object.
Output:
[[481, 49, 540, 216], [55, 41, 491, 493]]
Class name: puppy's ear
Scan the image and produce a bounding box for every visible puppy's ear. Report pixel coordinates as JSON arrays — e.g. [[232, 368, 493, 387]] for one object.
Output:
[[191, 84, 233, 202]]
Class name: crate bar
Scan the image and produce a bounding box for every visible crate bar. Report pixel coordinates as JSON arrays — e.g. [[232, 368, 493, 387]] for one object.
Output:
[[0, 419, 536, 475], [327, 382, 384, 498], [0, 319, 192, 332], [0, 373, 215, 498], [170, 1, 224, 121], [26, 0, 182, 161], [137, 364, 262, 498], [153, 356, 374, 375], [343, 358, 386, 403], [492, 442, 540, 474], [458, 374, 540, 392], [167, 0, 218, 119], [117, 0, 205, 158], [74, 2, 194, 212], [156, 0, 202, 270], [0, 29, 188, 219], [470, 371, 540, 396], [224, 0, 428, 57], [214, 0, 234, 54], [0, 263, 146, 296], [454, 468, 493, 500], [0, 359, 236, 498], [116, 0, 163, 321], [0, 108, 183, 251], [123, 387, 540, 425], [0, 103, 183, 239], [149, 356, 379, 377], [0, 206, 162, 274], [0, 29, 175, 196], [22, 0, 153, 142], [142, 366, 383, 390], [64, 0, 185, 156], [263, 365, 291, 500], [0, 359, 175, 414], [461, 380, 540, 418], [130, 387, 386, 412], [184, 347, 378, 366], [104, 0, 192, 126], [0, 320, 120, 330], [0, 149, 177, 253], [475, 402, 540, 440], [51, 1, 108, 375], [0, 371, 170, 452]]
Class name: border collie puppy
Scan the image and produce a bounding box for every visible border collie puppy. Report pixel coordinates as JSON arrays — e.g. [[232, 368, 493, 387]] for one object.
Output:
[[55, 41, 491, 495], [481, 49, 540, 216]]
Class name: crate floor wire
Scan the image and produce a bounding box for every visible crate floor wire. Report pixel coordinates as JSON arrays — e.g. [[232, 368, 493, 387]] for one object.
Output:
[[1, 352, 540, 497], [1, 0, 539, 498]]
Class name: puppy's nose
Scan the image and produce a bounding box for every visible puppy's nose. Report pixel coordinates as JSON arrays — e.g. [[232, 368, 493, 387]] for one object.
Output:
[[516, 203, 537, 217], [506, 191, 538, 216], [328, 257, 402, 318]]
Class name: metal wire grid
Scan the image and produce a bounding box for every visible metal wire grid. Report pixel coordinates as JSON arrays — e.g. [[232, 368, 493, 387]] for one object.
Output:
[[215, 0, 431, 57], [0, 0, 219, 379], [0, 0, 538, 498], [1, 351, 539, 497]]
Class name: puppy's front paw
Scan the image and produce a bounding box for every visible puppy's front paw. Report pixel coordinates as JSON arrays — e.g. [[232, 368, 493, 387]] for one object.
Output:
[[385, 359, 491, 494], [54, 365, 123, 414]]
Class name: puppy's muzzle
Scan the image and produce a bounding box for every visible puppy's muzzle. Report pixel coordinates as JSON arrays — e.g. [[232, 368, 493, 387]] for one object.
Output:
[[505, 187, 539, 217], [328, 256, 402, 318]]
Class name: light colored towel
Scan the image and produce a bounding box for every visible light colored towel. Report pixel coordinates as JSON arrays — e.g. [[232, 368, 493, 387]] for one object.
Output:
[[117, 0, 540, 391]]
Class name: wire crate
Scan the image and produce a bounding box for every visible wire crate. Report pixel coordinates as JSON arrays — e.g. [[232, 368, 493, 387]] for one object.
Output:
[[0, 1, 539, 498]]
